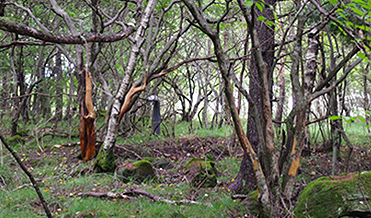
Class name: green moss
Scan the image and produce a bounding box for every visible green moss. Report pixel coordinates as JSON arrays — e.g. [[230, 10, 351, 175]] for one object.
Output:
[[93, 145, 116, 173], [16, 130, 28, 136], [133, 160, 156, 179], [185, 158, 218, 188], [294, 171, 371, 218], [185, 158, 215, 170], [119, 160, 156, 183], [6, 135, 25, 145], [192, 170, 217, 188], [142, 156, 156, 163], [133, 159, 151, 167]]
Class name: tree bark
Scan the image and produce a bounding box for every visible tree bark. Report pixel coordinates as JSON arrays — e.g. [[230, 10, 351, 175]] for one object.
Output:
[[280, 3, 307, 198], [55, 52, 63, 121], [230, 0, 276, 194], [181, 0, 273, 215], [94, 0, 156, 172]]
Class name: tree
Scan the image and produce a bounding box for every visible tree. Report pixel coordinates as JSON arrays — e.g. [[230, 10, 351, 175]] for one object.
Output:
[[229, 0, 277, 194]]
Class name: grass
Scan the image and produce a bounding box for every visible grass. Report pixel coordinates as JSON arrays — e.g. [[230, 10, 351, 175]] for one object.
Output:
[[0, 120, 245, 217], [0, 156, 244, 217], [306, 120, 371, 146], [1, 117, 370, 217], [343, 121, 371, 145]]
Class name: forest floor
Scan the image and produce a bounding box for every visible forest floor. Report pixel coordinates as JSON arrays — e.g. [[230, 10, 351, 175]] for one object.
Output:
[[1, 135, 371, 217]]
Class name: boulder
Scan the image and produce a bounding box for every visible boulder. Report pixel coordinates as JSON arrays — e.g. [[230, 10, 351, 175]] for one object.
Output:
[[185, 158, 218, 188], [295, 171, 371, 218], [117, 160, 156, 182]]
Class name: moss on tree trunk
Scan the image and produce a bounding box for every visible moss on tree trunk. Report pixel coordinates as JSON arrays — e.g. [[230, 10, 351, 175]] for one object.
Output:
[[93, 145, 116, 173]]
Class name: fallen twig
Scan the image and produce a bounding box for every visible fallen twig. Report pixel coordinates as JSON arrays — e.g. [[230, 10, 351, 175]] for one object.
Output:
[[231, 194, 249, 200], [79, 189, 212, 206], [115, 144, 142, 159], [79, 191, 131, 199]]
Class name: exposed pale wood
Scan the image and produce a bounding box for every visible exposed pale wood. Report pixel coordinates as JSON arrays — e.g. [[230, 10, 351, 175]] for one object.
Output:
[[119, 75, 147, 122]]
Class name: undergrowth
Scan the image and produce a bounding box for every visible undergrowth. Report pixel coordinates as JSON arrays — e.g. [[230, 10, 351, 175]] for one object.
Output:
[[0, 118, 370, 217]]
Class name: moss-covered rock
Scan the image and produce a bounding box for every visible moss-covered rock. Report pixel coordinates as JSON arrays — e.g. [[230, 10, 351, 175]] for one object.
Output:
[[294, 171, 371, 218], [93, 146, 116, 173], [118, 160, 156, 183], [185, 158, 218, 188]]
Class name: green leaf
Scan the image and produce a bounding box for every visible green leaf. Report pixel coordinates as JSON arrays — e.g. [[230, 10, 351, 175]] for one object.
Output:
[[351, 0, 366, 4], [351, 7, 364, 16], [329, 0, 337, 5], [357, 53, 367, 59], [257, 16, 266, 22], [329, 115, 342, 120], [256, 2, 264, 12], [344, 116, 352, 124], [357, 116, 366, 122], [245, 0, 253, 8], [266, 20, 274, 27]]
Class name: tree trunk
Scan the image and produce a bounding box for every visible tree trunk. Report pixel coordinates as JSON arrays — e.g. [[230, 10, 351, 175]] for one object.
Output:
[[94, 0, 156, 172], [229, 0, 276, 195], [280, 4, 307, 199], [303, 28, 319, 152], [181, 0, 273, 215], [79, 69, 96, 162], [55, 52, 63, 121]]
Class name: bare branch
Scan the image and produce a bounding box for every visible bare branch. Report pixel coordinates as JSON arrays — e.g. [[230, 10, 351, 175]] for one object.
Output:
[[310, 58, 362, 102], [0, 17, 134, 44], [314, 46, 360, 92], [0, 41, 53, 48], [10, 2, 50, 33]]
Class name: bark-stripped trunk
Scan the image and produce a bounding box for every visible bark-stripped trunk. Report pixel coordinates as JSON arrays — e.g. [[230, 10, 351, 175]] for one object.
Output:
[[280, 6, 307, 198], [79, 69, 96, 162], [94, 0, 156, 172]]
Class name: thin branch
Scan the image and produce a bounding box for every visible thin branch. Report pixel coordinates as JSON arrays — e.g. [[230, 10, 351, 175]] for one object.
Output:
[[103, 3, 128, 27], [310, 58, 362, 102], [10, 2, 51, 33], [0, 134, 52, 218], [149, 56, 216, 81], [0, 41, 53, 48], [314, 46, 360, 92]]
